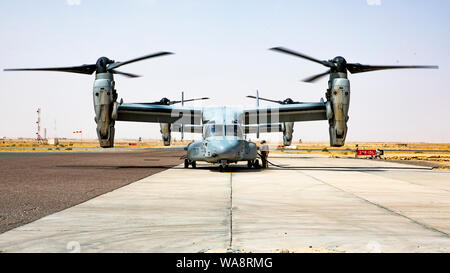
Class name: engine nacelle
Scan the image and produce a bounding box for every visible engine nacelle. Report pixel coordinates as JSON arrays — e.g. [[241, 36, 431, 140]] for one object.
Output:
[[282, 122, 294, 146], [93, 73, 117, 148], [160, 123, 171, 146], [327, 77, 350, 147]]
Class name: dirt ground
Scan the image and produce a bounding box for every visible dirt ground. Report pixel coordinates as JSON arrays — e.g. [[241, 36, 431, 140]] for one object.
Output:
[[0, 150, 184, 234]]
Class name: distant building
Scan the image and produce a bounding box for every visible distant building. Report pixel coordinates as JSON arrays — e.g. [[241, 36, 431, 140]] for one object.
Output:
[[48, 138, 59, 145]]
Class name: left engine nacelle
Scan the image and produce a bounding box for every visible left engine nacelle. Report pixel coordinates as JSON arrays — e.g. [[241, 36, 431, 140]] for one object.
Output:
[[93, 73, 117, 148], [160, 123, 171, 146]]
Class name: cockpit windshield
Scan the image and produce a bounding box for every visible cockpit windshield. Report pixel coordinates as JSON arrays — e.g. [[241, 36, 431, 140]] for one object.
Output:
[[203, 124, 243, 139]]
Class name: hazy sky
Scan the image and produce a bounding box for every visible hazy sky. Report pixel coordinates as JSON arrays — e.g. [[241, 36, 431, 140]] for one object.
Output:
[[0, 0, 449, 142]]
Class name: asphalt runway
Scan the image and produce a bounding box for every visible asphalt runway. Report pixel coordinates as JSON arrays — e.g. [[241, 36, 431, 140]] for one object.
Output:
[[1, 154, 450, 253], [0, 151, 184, 234]]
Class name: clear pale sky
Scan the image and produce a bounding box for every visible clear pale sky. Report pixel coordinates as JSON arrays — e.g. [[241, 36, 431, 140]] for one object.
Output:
[[0, 0, 449, 142]]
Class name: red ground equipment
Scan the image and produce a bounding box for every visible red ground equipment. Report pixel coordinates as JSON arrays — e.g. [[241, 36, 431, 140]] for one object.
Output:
[[357, 150, 377, 156]]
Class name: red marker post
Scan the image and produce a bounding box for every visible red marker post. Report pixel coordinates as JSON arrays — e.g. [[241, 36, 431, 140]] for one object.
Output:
[[73, 130, 83, 145]]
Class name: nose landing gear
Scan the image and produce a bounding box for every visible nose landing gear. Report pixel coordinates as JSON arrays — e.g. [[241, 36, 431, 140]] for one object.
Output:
[[219, 160, 228, 172]]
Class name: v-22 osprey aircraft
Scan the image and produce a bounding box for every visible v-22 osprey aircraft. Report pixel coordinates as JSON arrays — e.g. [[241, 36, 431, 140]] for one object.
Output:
[[4, 48, 438, 170]]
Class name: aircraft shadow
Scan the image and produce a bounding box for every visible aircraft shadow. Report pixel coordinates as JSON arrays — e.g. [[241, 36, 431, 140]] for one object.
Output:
[[56, 164, 431, 172], [181, 165, 431, 173], [56, 165, 179, 169], [196, 166, 265, 173]]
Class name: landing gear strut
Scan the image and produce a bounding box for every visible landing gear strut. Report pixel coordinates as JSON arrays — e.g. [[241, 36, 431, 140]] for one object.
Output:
[[219, 160, 228, 172]]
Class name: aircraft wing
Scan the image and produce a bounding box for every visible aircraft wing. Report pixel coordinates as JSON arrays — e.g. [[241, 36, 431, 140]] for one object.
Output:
[[114, 103, 203, 125], [242, 102, 327, 124], [171, 124, 203, 133], [243, 123, 284, 134]]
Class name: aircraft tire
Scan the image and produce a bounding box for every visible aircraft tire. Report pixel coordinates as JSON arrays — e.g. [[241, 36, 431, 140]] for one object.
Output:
[[253, 160, 261, 169], [184, 159, 189, 168]]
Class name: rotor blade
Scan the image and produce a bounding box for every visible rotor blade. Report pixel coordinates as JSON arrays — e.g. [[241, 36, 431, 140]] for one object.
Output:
[[130, 101, 169, 105], [111, 70, 141, 78], [107, 52, 174, 70], [270, 47, 333, 68], [170, 97, 210, 105], [346, 63, 439, 74], [246, 95, 283, 104], [4, 64, 97, 75], [303, 69, 331, 83]]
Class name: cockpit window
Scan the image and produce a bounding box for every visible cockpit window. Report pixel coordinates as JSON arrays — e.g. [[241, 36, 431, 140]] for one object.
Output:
[[225, 125, 243, 138], [204, 124, 243, 138]]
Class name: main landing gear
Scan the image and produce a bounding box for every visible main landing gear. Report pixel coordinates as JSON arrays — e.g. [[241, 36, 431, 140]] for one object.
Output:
[[247, 159, 261, 169], [184, 159, 196, 168]]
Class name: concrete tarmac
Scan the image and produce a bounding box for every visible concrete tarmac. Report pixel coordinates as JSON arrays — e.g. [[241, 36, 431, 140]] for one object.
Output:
[[1, 154, 450, 253]]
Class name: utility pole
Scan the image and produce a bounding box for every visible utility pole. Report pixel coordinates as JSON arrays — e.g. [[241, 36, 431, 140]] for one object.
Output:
[[36, 108, 43, 143]]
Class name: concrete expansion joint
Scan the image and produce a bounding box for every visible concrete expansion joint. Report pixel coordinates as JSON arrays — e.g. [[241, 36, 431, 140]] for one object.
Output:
[[229, 173, 233, 249], [301, 170, 450, 239]]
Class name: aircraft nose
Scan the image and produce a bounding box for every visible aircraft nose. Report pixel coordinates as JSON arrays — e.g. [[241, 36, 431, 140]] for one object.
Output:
[[208, 140, 241, 159]]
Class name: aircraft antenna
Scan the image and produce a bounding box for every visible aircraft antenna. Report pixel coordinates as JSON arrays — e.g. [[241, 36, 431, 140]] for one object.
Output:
[[256, 90, 260, 139], [181, 91, 185, 140]]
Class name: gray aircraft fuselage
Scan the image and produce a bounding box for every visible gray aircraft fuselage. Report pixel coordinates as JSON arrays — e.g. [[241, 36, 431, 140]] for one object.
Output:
[[181, 106, 260, 166], [186, 124, 258, 164]]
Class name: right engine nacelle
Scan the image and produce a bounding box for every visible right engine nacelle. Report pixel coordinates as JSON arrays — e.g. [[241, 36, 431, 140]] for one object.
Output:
[[282, 122, 294, 146], [327, 78, 350, 147]]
